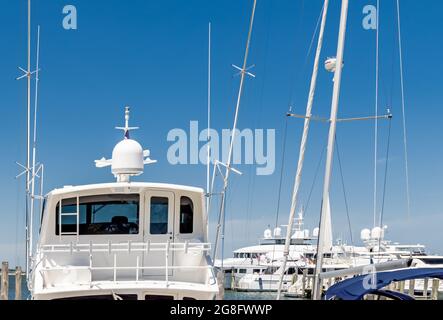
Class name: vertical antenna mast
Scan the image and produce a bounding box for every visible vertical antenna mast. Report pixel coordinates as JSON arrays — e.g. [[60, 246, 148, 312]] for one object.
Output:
[[26, 0, 31, 192], [312, 0, 349, 300], [212, 0, 257, 263], [373, 0, 380, 228], [29, 25, 41, 263], [206, 22, 211, 212], [25, 0, 32, 279], [16, 0, 42, 281], [276, 0, 330, 300], [29, 26, 42, 264]]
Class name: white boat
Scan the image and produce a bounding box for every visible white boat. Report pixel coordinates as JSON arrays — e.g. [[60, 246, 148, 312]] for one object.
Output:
[[216, 211, 318, 289], [29, 108, 219, 300], [220, 215, 432, 292], [238, 261, 351, 293]]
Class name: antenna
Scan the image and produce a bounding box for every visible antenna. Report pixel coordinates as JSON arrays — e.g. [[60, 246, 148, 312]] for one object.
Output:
[[15, 0, 36, 281], [15, 1, 45, 284], [115, 106, 139, 139], [96, 107, 156, 182], [206, 22, 211, 213], [29, 24, 41, 266]]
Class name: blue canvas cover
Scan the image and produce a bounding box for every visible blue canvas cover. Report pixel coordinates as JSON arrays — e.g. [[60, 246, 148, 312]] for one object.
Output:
[[325, 268, 443, 300]]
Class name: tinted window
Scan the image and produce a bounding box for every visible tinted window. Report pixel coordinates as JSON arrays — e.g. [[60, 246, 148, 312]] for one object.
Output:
[[150, 197, 169, 234], [179, 196, 193, 234], [56, 194, 139, 235], [145, 295, 174, 300], [287, 267, 296, 275], [264, 267, 278, 275], [56, 295, 137, 300]]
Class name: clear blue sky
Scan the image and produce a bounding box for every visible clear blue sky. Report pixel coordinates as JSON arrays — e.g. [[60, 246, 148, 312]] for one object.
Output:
[[1, 0, 442, 266]]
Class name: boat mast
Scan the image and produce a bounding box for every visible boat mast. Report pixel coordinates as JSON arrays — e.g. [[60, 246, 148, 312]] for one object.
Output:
[[276, 0, 330, 300], [212, 0, 257, 263], [312, 0, 349, 300]]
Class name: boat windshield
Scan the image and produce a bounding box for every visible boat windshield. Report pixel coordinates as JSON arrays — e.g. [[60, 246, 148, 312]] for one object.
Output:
[[55, 194, 139, 235]]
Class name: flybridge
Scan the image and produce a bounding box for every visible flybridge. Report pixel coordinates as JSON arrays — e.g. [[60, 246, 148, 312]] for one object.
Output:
[[95, 107, 157, 182]]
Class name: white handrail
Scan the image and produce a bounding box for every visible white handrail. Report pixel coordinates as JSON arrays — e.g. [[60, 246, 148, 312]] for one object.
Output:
[[43, 266, 213, 271], [40, 241, 211, 254], [39, 241, 215, 286], [165, 240, 170, 286]]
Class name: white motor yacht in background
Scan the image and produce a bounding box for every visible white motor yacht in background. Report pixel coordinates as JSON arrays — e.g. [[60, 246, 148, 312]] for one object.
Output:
[[219, 210, 435, 292], [30, 108, 219, 300], [215, 211, 318, 289]]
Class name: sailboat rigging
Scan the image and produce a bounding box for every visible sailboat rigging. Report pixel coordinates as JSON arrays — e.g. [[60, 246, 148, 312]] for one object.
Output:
[[212, 0, 257, 271], [312, 0, 349, 300], [276, 0, 330, 300]]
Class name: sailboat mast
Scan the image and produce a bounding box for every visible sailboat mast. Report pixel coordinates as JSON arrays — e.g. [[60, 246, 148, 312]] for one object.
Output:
[[213, 0, 257, 263], [276, 0, 330, 300], [312, 0, 349, 300]]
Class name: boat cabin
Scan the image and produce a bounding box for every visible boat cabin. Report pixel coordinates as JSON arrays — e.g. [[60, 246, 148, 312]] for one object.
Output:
[[30, 108, 218, 300]]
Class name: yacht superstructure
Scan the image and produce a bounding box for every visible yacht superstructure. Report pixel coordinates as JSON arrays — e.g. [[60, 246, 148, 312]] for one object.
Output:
[[30, 108, 219, 300]]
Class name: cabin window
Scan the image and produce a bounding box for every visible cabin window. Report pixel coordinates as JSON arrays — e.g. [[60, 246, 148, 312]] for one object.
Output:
[[420, 258, 443, 265], [150, 197, 169, 234], [239, 269, 247, 274], [287, 267, 296, 275], [55, 194, 139, 235], [56, 294, 138, 300], [179, 196, 193, 234], [145, 295, 174, 300], [264, 267, 278, 275]]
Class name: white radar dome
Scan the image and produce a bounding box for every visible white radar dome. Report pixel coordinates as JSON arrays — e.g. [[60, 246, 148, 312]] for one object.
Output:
[[325, 57, 344, 73], [95, 107, 157, 182], [292, 230, 304, 240], [360, 229, 371, 241], [273, 227, 282, 238], [264, 228, 272, 239], [371, 227, 384, 240], [111, 139, 144, 176]]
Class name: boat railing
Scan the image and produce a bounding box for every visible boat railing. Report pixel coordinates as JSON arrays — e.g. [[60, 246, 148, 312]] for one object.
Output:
[[40, 240, 211, 254], [36, 241, 216, 288]]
